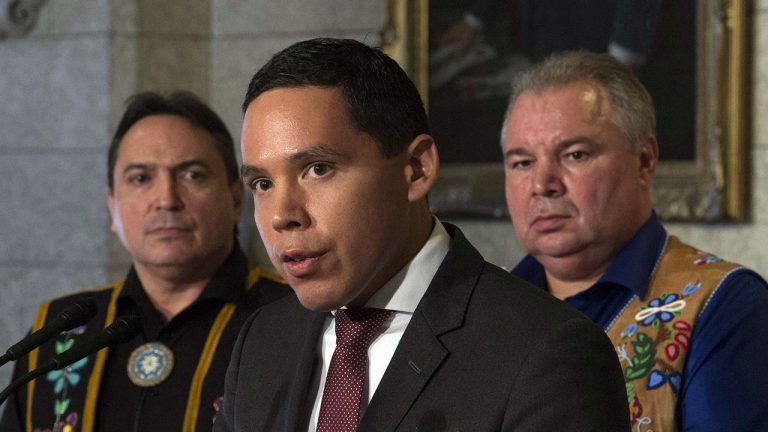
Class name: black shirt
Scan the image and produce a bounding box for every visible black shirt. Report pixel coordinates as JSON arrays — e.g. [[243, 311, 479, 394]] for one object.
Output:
[[97, 246, 252, 432], [0, 245, 291, 432]]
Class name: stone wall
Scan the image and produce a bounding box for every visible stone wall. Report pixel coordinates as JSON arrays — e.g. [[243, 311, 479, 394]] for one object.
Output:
[[0, 0, 115, 392]]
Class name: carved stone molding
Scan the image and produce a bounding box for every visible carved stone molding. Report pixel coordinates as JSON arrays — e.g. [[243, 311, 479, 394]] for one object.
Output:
[[0, 0, 46, 38]]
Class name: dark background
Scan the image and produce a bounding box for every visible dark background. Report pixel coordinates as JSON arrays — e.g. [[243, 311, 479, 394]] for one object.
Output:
[[428, 0, 696, 164]]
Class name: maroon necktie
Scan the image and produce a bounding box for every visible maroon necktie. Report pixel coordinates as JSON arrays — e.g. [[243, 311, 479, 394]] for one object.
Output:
[[316, 308, 392, 432]]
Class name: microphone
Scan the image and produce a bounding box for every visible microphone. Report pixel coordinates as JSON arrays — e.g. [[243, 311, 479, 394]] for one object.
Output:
[[0, 315, 141, 405], [0, 299, 98, 367]]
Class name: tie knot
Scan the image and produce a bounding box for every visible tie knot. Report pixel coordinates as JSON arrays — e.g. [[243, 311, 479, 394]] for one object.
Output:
[[334, 308, 392, 348]]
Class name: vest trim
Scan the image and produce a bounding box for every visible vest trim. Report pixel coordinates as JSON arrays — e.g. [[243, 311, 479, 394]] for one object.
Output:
[[697, 267, 742, 322], [182, 302, 236, 432], [605, 296, 635, 333], [26, 300, 51, 432], [82, 281, 123, 432]]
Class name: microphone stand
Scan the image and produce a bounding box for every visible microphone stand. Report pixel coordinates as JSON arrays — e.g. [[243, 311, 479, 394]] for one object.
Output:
[[0, 315, 141, 405], [0, 299, 98, 368]]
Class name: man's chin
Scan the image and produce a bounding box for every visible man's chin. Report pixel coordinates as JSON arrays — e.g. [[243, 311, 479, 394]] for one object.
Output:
[[296, 298, 338, 312], [527, 237, 586, 260], [134, 250, 201, 270], [294, 287, 346, 312]]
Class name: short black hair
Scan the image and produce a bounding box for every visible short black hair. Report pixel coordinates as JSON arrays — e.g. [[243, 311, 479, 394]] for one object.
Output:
[[107, 91, 238, 189], [242, 38, 430, 158]]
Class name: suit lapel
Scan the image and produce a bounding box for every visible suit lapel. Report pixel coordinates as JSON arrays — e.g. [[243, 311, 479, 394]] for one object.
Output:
[[275, 306, 327, 431], [359, 225, 485, 430]]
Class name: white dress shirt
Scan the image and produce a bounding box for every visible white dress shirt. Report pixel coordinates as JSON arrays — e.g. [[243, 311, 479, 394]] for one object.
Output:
[[307, 219, 451, 431]]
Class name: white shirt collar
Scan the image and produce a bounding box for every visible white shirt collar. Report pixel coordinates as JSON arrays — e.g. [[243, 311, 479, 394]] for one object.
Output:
[[363, 218, 451, 313]]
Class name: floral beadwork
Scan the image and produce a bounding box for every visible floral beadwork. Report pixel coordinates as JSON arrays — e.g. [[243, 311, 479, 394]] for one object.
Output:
[[47, 358, 87, 395], [694, 254, 722, 266], [617, 274, 708, 427], [646, 370, 682, 393], [663, 320, 692, 362], [43, 326, 89, 432], [620, 322, 638, 338], [212, 396, 225, 425], [626, 383, 643, 423], [622, 290, 696, 387], [35, 412, 78, 432], [607, 239, 738, 431], [682, 282, 701, 296], [635, 293, 686, 327]]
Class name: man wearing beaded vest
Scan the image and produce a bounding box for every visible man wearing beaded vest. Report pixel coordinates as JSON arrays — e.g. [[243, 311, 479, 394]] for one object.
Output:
[[0, 91, 291, 432], [503, 50, 768, 431]]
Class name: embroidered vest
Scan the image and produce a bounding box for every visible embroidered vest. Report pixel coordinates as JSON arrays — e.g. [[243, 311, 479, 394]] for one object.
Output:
[[24, 287, 116, 432], [20, 267, 276, 432], [605, 236, 741, 431]]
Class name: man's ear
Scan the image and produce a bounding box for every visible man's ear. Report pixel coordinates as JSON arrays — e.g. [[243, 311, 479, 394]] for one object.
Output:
[[637, 135, 659, 190], [404, 134, 440, 202], [107, 187, 117, 233]]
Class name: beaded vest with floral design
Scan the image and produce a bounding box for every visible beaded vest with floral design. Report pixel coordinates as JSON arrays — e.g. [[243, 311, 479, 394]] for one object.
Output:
[[605, 236, 741, 431]]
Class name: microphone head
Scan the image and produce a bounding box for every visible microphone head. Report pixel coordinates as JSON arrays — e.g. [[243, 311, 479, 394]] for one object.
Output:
[[45, 315, 141, 372], [58, 299, 98, 330], [105, 315, 142, 345]]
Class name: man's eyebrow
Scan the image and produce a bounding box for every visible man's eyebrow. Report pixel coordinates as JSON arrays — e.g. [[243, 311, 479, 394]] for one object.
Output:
[[504, 136, 599, 159], [241, 144, 349, 178], [241, 164, 266, 179], [121, 159, 209, 173], [174, 159, 210, 171], [556, 136, 599, 151], [122, 162, 153, 173], [288, 144, 347, 163], [503, 147, 532, 160]]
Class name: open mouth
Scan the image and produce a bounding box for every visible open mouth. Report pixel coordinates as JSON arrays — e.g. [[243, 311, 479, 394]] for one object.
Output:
[[283, 253, 315, 262], [283, 256, 312, 262], [280, 249, 325, 277]]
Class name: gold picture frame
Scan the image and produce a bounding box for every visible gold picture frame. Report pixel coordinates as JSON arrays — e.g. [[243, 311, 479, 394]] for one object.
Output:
[[381, 0, 747, 221]]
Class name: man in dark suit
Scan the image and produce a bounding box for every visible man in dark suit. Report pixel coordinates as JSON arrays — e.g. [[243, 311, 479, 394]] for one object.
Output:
[[214, 38, 629, 431]]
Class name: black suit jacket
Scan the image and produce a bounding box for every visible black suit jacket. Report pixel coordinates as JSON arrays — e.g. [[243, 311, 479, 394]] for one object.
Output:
[[214, 225, 629, 431]]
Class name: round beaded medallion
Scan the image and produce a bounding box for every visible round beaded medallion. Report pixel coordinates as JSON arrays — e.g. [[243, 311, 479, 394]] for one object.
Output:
[[127, 342, 174, 387]]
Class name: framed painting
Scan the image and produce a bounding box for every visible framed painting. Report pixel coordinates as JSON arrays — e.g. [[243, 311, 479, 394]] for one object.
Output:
[[382, 0, 747, 221]]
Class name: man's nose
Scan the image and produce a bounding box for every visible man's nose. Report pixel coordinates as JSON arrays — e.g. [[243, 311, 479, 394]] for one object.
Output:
[[531, 161, 565, 197], [153, 174, 183, 211], [271, 185, 310, 231]]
